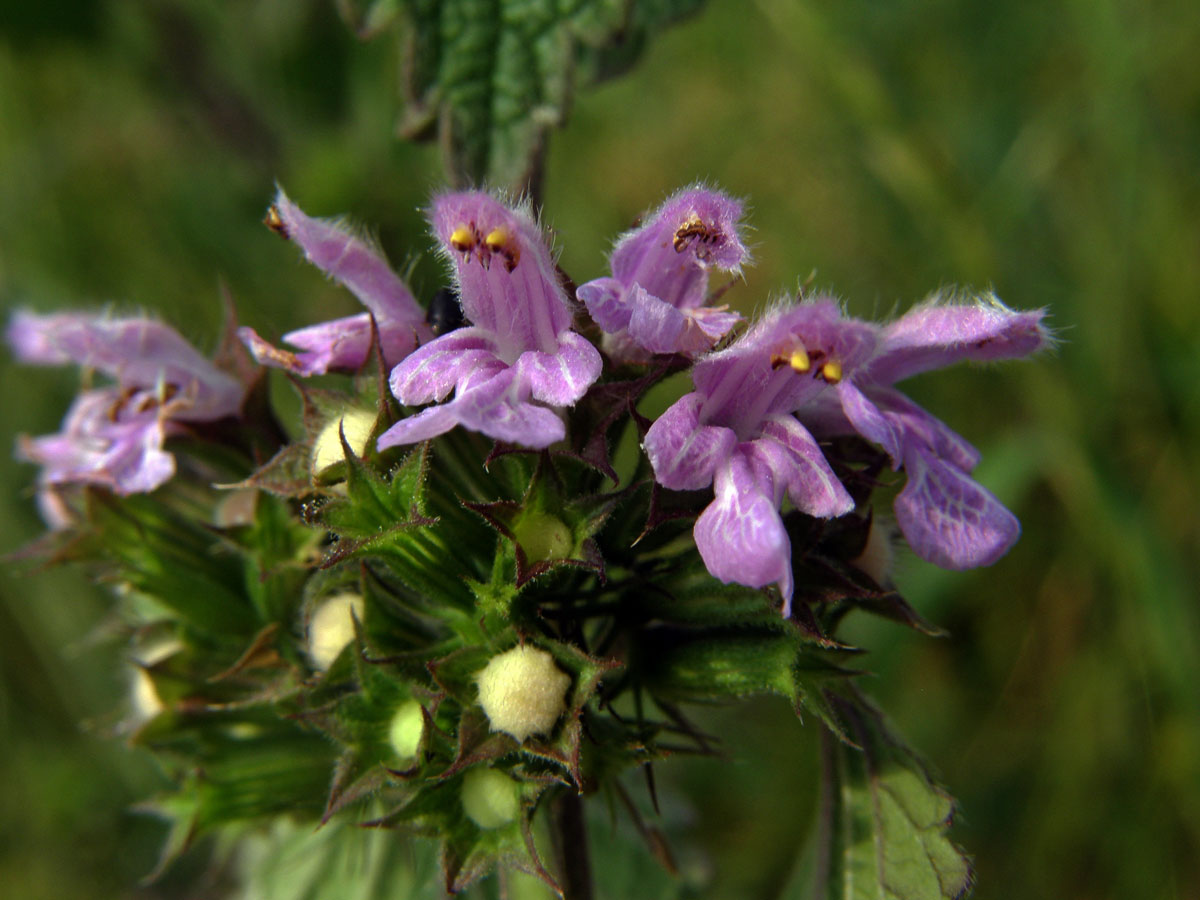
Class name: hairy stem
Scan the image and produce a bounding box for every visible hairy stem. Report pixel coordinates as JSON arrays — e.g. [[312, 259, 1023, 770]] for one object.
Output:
[[552, 788, 593, 900]]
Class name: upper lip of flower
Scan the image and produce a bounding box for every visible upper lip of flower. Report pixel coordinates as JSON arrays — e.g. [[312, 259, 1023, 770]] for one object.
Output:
[[237, 188, 432, 376], [577, 185, 749, 359], [376, 191, 601, 451]]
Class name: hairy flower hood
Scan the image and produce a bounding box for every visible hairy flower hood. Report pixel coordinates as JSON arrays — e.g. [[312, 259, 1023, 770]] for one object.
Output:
[[379, 191, 601, 450]]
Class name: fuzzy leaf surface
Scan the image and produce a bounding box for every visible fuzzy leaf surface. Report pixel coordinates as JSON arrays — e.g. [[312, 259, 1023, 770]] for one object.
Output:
[[795, 690, 974, 900], [379, 0, 707, 190]]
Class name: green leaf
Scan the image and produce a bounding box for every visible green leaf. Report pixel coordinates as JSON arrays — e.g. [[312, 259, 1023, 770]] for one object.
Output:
[[787, 689, 974, 900], [233, 818, 441, 900], [375, 0, 708, 192]]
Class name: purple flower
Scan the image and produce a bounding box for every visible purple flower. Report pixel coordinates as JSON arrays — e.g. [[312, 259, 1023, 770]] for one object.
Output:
[[645, 295, 1049, 611], [578, 186, 748, 361], [8, 311, 244, 505], [238, 189, 432, 376], [378, 191, 601, 450]]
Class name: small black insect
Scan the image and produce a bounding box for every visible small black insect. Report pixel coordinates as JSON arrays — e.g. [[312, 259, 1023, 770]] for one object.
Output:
[[427, 286, 465, 336]]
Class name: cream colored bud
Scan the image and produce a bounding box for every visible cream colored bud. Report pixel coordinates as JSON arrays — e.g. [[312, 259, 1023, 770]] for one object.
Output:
[[128, 637, 182, 722], [475, 645, 571, 742], [388, 700, 425, 761], [311, 408, 376, 475], [461, 768, 519, 829], [307, 592, 365, 671], [131, 667, 164, 721]]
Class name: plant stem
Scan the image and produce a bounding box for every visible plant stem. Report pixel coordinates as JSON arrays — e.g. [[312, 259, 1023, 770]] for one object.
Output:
[[552, 788, 593, 900]]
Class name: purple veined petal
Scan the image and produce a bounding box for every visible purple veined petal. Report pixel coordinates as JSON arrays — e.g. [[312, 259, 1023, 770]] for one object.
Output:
[[515, 330, 603, 407], [19, 389, 177, 495], [8, 311, 242, 419], [376, 402, 463, 449], [379, 367, 565, 450], [835, 378, 903, 465], [238, 313, 413, 377], [429, 191, 570, 356], [644, 392, 738, 491], [577, 277, 630, 333], [871, 386, 981, 472], [625, 285, 691, 354], [867, 293, 1050, 385], [772, 299, 881, 373], [625, 284, 740, 357], [893, 443, 1020, 569], [610, 186, 748, 310], [388, 327, 505, 406], [688, 306, 742, 343], [694, 449, 794, 608], [751, 416, 855, 518], [270, 189, 430, 342], [691, 300, 873, 437]]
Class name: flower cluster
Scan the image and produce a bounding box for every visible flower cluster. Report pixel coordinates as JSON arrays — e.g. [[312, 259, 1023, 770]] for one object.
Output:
[[9, 185, 1048, 603]]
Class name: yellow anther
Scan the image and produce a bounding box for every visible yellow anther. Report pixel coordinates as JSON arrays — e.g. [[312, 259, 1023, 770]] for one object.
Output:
[[484, 226, 511, 251], [484, 227, 520, 271], [449, 225, 474, 252], [788, 348, 811, 373], [821, 360, 843, 383]]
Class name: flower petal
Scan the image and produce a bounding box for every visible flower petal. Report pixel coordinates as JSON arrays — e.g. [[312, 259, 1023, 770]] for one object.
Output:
[[625, 284, 739, 356], [752, 416, 854, 518], [270, 188, 429, 336], [610, 186, 748, 309], [577, 277, 629, 333], [9, 311, 242, 419], [645, 392, 738, 491], [388, 327, 505, 405], [430, 192, 571, 356], [894, 444, 1020, 569], [515, 330, 603, 406], [379, 368, 565, 450], [237, 313, 420, 377], [873, 387, 980, 472], [836, 379, 902, 464], [19, 389, 176, 495], [695, 450, 793, 604], [869, 294, 1050, 384]]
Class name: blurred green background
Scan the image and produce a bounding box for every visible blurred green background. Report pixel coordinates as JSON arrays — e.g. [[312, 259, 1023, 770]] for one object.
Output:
[[1, 0, 1197, 898]]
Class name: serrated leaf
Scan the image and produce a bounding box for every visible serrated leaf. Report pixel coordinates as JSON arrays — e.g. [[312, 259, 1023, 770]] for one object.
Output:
[[384, 0, 708, 192], [786, 689, 974, 900]]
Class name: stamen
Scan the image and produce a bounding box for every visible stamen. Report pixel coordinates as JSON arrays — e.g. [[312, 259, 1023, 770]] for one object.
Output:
[[484, 226, 520, 272], [449, 225, 475, 252], [673, 216, 719, 253], [263, 205, 288, 239], [789, 348, 811, 373], [821, 360, 843, 383]]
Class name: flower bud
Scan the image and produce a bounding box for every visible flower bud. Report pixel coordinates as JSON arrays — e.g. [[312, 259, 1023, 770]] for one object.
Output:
[[128, 637, 183, 722], [311, 408, 376, 476], [513, 512, 573, 563], [307, 592, 364, 671], [460, 768, 519, 829], [388, 700, 424, 761], [475, 645, 571, 742]]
